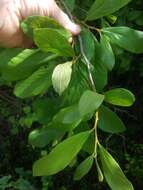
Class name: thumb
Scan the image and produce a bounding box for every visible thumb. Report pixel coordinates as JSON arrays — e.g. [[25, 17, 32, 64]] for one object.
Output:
[[50, 3, 81, 35]]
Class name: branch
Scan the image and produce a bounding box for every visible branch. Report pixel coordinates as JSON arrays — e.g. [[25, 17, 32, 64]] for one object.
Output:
[[78, 35, 96, 91], [59, 0, 96, 91]]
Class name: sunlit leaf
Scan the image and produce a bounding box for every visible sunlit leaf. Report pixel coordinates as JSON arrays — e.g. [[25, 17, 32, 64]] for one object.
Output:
[[99, 145, 134, 190], [52, 61, 73, 95], [21, 15, 71, 39], [102, 27, 143, 53], [34, 28, 74, 57], [33, 131, 90, 176], [79, 90, 104, 117], [104, 88, 135, 106], [14, 65, 54, 98]]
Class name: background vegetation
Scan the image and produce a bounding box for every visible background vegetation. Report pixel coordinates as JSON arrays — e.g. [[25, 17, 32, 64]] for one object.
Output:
[[0, 0, 143, 189]]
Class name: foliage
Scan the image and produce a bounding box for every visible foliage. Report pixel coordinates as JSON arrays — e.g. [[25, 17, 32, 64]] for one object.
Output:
[[0, 0, 143, 190]]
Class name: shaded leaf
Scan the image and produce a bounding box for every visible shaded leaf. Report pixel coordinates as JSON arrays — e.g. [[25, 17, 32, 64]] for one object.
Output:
[[87, 0, 131, 20], [33, 97, 60, 124], [28, 127, 64, 148], [50, 105, 82, 131], [74, 155, 94, 180], [80, 30, 95, 60], [100, 34, 115, 70], [93, 60, 108, 91], [64, 0, 75, 11], [98, 105, 126, 133]]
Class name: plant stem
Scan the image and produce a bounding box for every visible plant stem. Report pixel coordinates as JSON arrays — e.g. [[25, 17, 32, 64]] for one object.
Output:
[[78, 35, 96, 91], [59, 0, 96, 91], [93, 111, 99, 158], [77, 20, 101, 33]]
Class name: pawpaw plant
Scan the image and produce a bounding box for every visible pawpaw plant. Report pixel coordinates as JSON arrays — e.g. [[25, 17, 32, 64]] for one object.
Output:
[[1, 0, 143, 189]]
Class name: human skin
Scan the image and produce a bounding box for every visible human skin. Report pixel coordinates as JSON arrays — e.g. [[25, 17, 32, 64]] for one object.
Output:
[[0, 0, 80, 48]]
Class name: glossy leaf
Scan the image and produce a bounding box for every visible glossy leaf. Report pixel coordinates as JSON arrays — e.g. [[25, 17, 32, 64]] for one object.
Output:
[[87, 0, 131, 20], [79, 90, 104, 117], [14, 65, 54, 98], [99, 145, 134, 190], [52, 61, 73, 95], [34, 28, 74, 57], [0, 49, 58, 81], [74, 155, 94, 180], [98, 106, 126, 133], [102, 27, 143, 53], [33, 131, 90, 176], [105, 88, 135, 106]]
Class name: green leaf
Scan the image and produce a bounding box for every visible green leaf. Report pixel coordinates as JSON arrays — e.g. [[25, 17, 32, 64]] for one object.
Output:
[[79, 30, 95, 61], [33, 131, 90, 176], [74, 155, 94, 180], [61, 62, 90, 105], [99, 145, 134, 190], [0, 49, 58, 81], [102, 27, 143, 53], [98, 105, 126, 133], [82, 133, 94, 154], [0, 48, 23, 73], [51, 105, 82, 132], [14, 65, 54, 98], [79, 90, 104, 117], [87, 0, 131, 20], [28, 127, 64, 148], [53, 105, 81, 125], [91, 36, 108, 91], [105, 88, 135, 107], [21, 15, 71, 39], [52, 61, 73, 95], [34, 28, 74, 57], [64, 0, 75, 11], [33, 98, 60, 124], [100, 34, 115, 70], [93, 60, 108, 91]]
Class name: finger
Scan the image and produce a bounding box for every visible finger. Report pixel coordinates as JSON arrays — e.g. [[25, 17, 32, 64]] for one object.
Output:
[[50, 3, 81, 35]]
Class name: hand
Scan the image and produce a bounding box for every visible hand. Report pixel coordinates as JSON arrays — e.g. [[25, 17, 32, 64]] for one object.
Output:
[[0, 0, 80, 48]]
